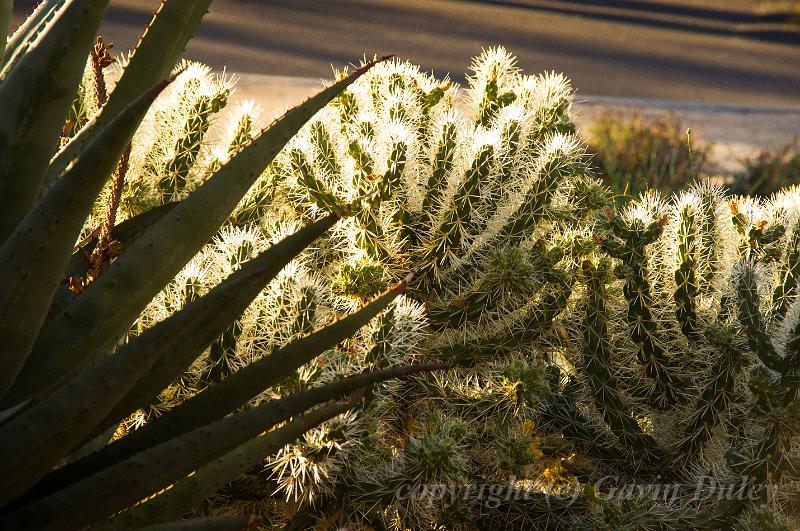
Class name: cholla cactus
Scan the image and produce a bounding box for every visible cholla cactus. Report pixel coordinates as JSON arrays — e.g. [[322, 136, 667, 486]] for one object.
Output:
[[85, 44, 798, 529], [536, 184, 800, 529], [169, 47, 612, 529]]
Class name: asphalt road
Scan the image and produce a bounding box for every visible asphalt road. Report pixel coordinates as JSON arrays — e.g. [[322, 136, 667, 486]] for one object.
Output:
[[10, 0, 800, 108]]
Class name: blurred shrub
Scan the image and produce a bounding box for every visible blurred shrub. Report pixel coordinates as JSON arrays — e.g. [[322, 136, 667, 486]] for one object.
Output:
[[731, 137, 800, 196], [586, 111, 708, 199]]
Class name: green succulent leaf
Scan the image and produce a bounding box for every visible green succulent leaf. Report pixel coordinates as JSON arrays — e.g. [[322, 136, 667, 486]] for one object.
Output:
[[0, 0, 62, 72], [50, 202, 180, 316], [0, 0, 110, 242], [0, 212, 338, 505], [4, 362, 440, 530], [0, 77, 173, 402], [0, 0, 12, 60], [42, 275, 412, 492], [99, 400, 359, 531], [133, 515, 263, 531]]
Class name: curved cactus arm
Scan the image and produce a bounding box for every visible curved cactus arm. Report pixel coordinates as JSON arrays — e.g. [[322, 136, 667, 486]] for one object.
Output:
[[580, 261, 663, 466], [0, 0, 11, 60], [36, 277, 411, 496], [44, 0, 214, 187], [0, 215, 338, 504], [771, 217, 800, 321], [134, 515, 262, 531], [99, 400, 358, 531], [0, 0, 61, 72], [7, 59, 387, 408], [0, 0, 110, 242], [673, 324, 746, 465], [602, 217, 683, 409], [0, 77, 173, 403], [431, 277, 572, 365], [736, 262, 787, 372], [6, 364, 442, 530]]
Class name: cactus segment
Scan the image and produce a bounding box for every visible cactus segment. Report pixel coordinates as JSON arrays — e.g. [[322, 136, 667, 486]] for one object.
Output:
[[0, 77, 172, 403], [498, 134, 583, 245], [422, 120, 457, 218], [736, 263, 787, 372], [772, 217, 800, 321], [0, 0, 111, 242], [602, 215, 683, 408], [290, 148, 342, 212], [674, 324, 745, 462], [424, 144, 493, 270], [13, 60, 386, 407], [580, 261, 662, 464], [674, 205, 700, 340]]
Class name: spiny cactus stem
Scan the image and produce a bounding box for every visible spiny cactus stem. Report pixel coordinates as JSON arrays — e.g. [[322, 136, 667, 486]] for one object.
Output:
[[675, 206, 700, 340], [675, 325, 744, 464], [581, 261, 662, 464], [89, 36, 114, 107], [771, 219, 800, 321], [736, 264, 787, 372]]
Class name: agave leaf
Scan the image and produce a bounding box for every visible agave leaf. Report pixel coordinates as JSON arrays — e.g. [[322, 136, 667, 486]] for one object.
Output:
[[88, 213, 341, 438], [2, 363, 440, 529], [103, 408, 352, 531], [0, 0, 12, 60], [0, 1, 61, 72], [49, 202, 179, 316], [0, 77, 174, 403], [0, 215, 338, 503], [6, 58, 387, 408], [0, 0, 110, 242], [133, 516, 262, 531], [45, 0, 214, 188], [100, 400, 357, 531], [32, 278, 413, 499]]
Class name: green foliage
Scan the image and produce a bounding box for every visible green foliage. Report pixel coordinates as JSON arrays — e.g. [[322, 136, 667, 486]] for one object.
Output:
[[732, 137, 800, 196], [587, 111, 709, 200]]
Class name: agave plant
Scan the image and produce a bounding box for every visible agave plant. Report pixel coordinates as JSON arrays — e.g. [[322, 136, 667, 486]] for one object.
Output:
[[0, 2, 444, 529]]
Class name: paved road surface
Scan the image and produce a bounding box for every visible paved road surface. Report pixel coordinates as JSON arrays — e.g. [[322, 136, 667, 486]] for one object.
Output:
[[10, 0, 800, 109]]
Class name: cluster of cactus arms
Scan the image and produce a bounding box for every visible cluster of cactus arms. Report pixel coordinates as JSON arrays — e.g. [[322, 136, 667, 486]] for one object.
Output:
[[0, 2, 443, 530], [1, 2, 798, 531], [180, 50, 796, 529]]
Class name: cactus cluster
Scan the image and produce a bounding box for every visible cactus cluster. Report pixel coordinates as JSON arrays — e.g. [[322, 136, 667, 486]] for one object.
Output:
[[2, 1, 798, 529], [0, 2, 436, 530], [157, 50, 797, 529]]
